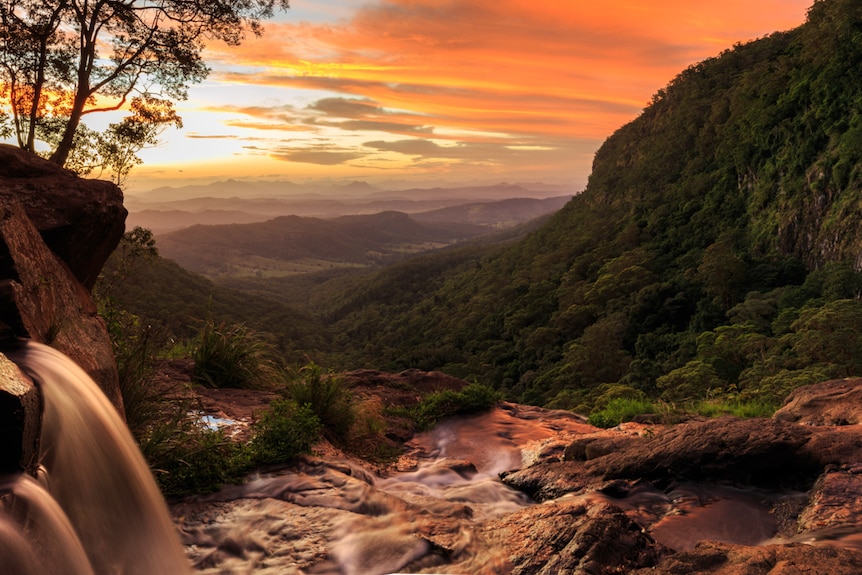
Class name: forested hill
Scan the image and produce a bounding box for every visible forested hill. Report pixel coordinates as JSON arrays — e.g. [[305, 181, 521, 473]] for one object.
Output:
[[315, 0, 862, 411]]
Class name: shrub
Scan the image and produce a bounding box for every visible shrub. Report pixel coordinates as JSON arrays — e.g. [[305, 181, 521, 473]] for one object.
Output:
[[288, 363, 355, 441], [135, 401, 253, 497], [588, 397, 657, 428], [250, 399, 321, 465], [191, 319, 282, 389], [412, 383, 500, 430]]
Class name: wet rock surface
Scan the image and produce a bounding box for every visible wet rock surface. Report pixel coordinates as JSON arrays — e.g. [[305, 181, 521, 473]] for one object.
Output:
[[483, 500, 662, 574], [631, 541, 862, 575], [171, 378, 862, 574], [0, 353, 40, 474], [775, 377, 862, 426]]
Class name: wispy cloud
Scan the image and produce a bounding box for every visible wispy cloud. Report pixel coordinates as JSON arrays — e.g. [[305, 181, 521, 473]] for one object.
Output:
[[154, 0, 809, 185]]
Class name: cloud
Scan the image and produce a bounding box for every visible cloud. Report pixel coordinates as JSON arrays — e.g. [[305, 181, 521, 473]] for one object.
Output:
[[269, 146, 366, 165], [308, 97, 384, 118], [185, 0, 809, 182], [186, 133, 240, 139]]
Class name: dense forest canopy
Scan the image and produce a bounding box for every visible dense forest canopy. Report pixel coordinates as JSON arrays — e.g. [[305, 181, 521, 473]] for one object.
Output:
[[110, 0, 862, 413]]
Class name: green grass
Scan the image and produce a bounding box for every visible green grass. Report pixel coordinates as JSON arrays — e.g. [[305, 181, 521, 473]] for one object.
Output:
[[690, 398, 778, 419], [588, 396, 779, 429], [588, 397, 658, 428]]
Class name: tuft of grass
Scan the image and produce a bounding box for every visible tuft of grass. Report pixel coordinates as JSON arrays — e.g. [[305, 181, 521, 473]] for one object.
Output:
[[143, 415, 250, 498], [288, 363, 355, 442], [145, 398, 323, 497], [690, 398, 778, 419], [191, 319, 282, 389], [588, 397, 657, 429]]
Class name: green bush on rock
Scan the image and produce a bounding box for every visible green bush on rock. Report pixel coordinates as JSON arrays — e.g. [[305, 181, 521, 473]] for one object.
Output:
[[250, 399, 321, 465]]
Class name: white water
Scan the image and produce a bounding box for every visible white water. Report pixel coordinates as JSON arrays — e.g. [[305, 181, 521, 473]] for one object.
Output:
[[175, 404, 595, 574], [4, 342, 855, 574], [3, 341, 190, 575]]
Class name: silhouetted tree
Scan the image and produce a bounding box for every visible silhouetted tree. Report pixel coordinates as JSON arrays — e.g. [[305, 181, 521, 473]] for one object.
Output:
[[0, 0, 289, 182]]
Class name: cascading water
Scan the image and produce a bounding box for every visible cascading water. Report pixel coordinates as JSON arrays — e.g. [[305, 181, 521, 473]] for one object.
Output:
[[2, 341, 190, 575]]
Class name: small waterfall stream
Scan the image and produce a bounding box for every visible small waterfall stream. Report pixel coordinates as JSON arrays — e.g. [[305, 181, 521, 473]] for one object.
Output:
[[2, 341, 190, 575], [2, 342, 860, 574]]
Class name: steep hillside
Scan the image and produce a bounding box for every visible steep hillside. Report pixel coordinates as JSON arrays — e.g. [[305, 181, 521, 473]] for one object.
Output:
[[101, 253, 328, 361], [411, 196, 572, 228], [314, 0, 862, 410]]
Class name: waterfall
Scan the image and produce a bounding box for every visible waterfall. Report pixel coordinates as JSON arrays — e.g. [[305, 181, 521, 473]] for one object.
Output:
[[2, 341, 190, 575]]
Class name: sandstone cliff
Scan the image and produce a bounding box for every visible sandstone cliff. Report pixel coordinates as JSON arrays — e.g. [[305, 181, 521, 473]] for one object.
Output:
[[0, 144, 126, 412]]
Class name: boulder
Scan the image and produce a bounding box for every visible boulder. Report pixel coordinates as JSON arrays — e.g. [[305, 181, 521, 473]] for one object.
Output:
[[774, 378, 862, 426], [501, 460, 591, 501], [0, 352, 40, 474], [797, 465, 862, 535], [630, 541, 862, 575], [593, 417, 822, 490], [0, 144, 126, 289], [483, 500, 662, 574]]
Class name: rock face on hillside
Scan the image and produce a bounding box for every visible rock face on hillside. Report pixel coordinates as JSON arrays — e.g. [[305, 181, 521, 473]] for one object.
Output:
[[0, 145, 126, 412]]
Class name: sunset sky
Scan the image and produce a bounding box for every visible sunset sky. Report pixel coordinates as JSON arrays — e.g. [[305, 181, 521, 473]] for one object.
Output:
[[125, 0, 812, 194]]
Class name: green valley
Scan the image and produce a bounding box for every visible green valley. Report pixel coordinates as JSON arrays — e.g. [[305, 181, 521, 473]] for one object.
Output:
[[107, 0, 862, 416]]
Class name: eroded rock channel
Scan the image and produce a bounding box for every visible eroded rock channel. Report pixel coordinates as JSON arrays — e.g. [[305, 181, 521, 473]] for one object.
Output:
[[172, 382, 862, 574]]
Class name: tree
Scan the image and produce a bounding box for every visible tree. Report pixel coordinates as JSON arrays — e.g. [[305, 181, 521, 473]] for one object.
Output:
[[0, 0, 289, 182]]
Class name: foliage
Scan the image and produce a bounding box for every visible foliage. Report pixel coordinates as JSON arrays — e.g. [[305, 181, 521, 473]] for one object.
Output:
[[410, 383, 501, 430], [190, 318, 282, 390], [249, 399, 321, 466], [100, 247, 327, 363], [99, 1, 862, 419], [588, 397, 658, 428], [143, 417, 250, 498], [0, 0, 288, 180], [691, 398, 778, 419], [95, 227, 159, 303], [287, 363, 355, 442]]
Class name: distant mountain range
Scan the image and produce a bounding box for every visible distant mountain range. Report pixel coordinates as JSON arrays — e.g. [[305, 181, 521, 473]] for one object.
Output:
[[127, 191, 573, 234], [129, 180, 572, 203], [155, 211, 494, 278]]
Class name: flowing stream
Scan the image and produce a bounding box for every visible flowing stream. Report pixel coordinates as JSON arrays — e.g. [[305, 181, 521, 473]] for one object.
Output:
[[1, 342, 855, 574], [1, 342, 190, 575]]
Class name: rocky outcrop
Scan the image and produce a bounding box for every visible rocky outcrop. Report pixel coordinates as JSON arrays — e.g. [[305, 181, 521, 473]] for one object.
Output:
[[631, 541, 862, 575], [0, 146, 125, 412], [0, 144, 126, 289], [498, 403, 862, 574], [483, 500, 662, 574], [596, 417, 824, 489], [774, 378, 862, 426]]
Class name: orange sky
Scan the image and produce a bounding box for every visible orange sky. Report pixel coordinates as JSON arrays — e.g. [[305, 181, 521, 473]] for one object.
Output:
[[126, 0, 812, 193]]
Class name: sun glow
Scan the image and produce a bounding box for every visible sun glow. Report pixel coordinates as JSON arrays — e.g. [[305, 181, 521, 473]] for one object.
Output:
[[119, 0, 812, 192]]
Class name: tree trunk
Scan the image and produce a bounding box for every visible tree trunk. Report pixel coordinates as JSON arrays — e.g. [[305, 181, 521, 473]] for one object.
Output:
[[48, 76, 89, 166]]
